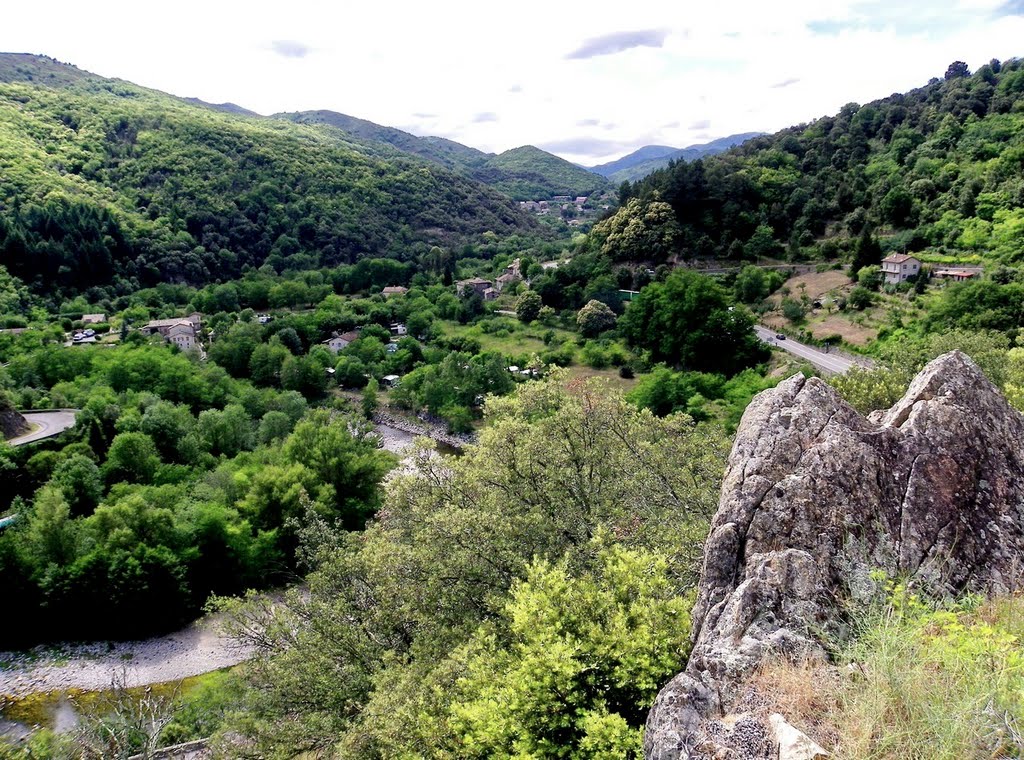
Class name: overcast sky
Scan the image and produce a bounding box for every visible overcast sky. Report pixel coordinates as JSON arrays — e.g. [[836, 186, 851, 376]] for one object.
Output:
[[2, 0, 1022, 164]]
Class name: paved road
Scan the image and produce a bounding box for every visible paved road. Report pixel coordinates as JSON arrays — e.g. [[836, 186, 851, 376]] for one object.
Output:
[[7, 410, 78, 446], [754, 326, 866, 375]]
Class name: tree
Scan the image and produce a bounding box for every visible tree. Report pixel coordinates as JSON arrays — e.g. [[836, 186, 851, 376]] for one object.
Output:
[[515, 290, 542, 323], [620, 269, 768, 374], [734, 265, 770, 303], [221, 375, 726, 756], [945, 60, 970, 80], [592, 199, 682, 263], [104, 432, 160, 484], [50, 454, 103, 516], [362, 378, 379, 420], [850, 228, 882, 275], [449, 543, 691, 758], [24, 486, 78, 568], [576, 299, 616, 337], [250, 342, 290, 386]]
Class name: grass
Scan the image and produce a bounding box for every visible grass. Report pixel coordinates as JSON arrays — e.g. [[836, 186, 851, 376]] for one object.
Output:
[[0, 668, 237, 733], [752, 593, 1024, 759], [437, 318, 578, 359]]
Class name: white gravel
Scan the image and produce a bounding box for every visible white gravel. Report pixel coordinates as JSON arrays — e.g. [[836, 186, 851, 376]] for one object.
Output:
[[0, 613, 253, 698]]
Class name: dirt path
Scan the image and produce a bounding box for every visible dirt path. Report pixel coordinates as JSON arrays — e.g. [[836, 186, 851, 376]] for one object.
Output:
[[0, 613, 253, 698]]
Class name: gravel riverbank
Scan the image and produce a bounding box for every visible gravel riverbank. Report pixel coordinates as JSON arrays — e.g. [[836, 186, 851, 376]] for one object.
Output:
[[0, 613, 253, 699]]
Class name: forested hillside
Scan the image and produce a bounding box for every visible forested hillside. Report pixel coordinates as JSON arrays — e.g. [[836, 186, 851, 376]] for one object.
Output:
[[279, 112, 609, 200], [0, 55, 546, 302], [600, 59, 1024, 265]]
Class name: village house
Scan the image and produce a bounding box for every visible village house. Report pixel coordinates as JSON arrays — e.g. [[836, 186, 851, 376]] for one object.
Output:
[[457, 277, 494, 298], [390, 322, 407, 336], [495, 258, 523, 293], [167, 322, 198, 352], [381, 374, 401, 388], [143, 312, 202, 337], [323, 330, 361, 354], [880, 254, 921, 284], [552, 195, 571, 203], [81, 313, 105, 325], [934, 268, 977, 282], [382, 286, 408, 297], [574, 196, 588, 207], [257, 313, 273, 324]]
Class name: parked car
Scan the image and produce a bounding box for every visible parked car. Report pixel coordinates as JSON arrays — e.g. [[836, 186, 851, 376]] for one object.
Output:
[[775, 333, 786, 340]]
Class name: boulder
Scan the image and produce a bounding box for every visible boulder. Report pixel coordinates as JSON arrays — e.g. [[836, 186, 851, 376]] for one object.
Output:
[[645, 351, 1024, 758]]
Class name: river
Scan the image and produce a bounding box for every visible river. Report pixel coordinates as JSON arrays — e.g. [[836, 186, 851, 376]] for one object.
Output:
[[0, 421, 463, 734]]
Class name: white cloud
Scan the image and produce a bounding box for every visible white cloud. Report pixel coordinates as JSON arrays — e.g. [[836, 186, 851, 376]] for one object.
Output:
[[1, 0, 1021, 164]]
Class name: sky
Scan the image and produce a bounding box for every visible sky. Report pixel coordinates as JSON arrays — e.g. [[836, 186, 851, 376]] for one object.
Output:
[[1, 0, 1023, 165]]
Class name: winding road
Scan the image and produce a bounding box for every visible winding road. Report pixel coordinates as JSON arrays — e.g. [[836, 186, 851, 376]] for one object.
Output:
[[754, 326, 869, 375], [7, 410, 78, 446]]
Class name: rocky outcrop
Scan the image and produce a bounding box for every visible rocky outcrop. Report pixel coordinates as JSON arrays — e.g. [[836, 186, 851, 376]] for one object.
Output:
[[646, 351, 1024, 759], [0, 405, 28, 440]]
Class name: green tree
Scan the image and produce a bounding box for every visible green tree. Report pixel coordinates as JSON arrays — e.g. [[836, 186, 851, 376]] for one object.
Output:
[[620, 269, 768, 374], [50, 455, 103, 517], [449, 542, 691, 759], [576, 299, 617, 338], [104, 432, 160, 484], [515, 290, 543, 323], [362, 378, 380, 420], [734, 265, 770, 303]]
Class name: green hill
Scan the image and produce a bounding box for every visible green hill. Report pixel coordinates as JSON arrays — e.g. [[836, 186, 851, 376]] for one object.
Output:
[[479, 145, 609, 200], [0, 54, 545, 300], [600, 59, 1024, 266], [276, 109, 492, 171], [278, 111, 609, 200]]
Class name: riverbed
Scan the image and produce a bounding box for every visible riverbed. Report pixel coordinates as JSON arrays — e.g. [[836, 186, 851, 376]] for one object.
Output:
[[0, 420, 462, 711]]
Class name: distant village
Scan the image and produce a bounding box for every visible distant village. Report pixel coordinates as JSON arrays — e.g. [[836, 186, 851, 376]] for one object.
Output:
[[519, 195, 610, 228]]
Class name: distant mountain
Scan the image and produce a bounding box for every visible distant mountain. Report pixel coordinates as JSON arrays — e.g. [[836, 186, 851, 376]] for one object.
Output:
[[278, 111, 609, 200], [588, 145, 680, 177], [591, 133, 765, 184]]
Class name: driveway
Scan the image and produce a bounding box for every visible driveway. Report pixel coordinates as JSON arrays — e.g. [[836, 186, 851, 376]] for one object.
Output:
[[754, 326, 868, 375], [7, 410, 78, 446]]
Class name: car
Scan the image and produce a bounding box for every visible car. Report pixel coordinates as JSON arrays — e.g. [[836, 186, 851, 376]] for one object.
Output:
[[775, 333, 786, 340]]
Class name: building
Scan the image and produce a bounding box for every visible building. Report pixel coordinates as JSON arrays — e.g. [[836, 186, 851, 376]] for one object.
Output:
[[257, 313, 273, 324], [552, 195, 571, 203], [934, 268, 977, 282], [457, 278, 493, 298], [143, 312, 202, 337], [390, 322, 407, 336], [482, 287, 498, 301], [381, 374, 401, 388], [574, 196, 588, 207], [323, 330, 361, 354], [81, 313, 105, 325], [881, 254, 921, 284], [167, 322, 197, 352], [382, 286, 409, 297]]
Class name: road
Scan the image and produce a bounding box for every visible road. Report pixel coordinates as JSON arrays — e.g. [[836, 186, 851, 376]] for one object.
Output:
[[7, 410, 78, 446], [754, 326, 866, 375]]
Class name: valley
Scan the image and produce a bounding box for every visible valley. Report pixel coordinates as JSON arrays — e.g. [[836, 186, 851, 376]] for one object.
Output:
[[0, 48, 1023, 759]]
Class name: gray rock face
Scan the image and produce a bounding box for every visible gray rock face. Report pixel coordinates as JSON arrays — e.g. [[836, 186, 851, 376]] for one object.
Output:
[[645, 351, 1024, 759]]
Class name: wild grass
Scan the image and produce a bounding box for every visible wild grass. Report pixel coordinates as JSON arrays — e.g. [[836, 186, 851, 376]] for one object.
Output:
[[757, 593, 1024, 759]]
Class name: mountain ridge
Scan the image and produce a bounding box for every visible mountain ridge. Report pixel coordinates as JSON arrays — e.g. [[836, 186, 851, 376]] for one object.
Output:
[[590, 132, 766, 183]]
